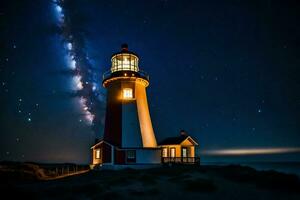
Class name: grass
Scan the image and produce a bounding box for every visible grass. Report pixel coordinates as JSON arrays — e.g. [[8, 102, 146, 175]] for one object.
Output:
[[42, 183, 105, 199], [137, 174, 157, 185], [167, 173, 192, 182], [106, 175, 133, 186], [98, 191, 121, 200], [2, 163, 300, 199], [129, 187, 160, 196], [183, 178, 217, 193]]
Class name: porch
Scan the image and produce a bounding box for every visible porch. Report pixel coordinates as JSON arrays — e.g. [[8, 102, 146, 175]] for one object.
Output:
[[161, 157, 200, 165]]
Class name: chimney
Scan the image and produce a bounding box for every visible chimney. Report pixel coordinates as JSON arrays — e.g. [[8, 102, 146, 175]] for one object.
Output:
[[180, 129, 187, 136]]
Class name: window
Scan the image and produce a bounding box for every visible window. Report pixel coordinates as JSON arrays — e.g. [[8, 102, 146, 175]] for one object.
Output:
[[111, 54, 139, 72], [127, 150, 136, 159], [95, 149, 101, 159], [123, 88, 133, 99], [182, 148, 187, 157], [170, 148, 176, 158], [162, 148, 168, 157]]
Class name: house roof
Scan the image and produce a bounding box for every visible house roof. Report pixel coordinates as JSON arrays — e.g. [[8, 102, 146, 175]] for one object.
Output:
[[90, 140, 113, 149], [158, 135, 198, 146]]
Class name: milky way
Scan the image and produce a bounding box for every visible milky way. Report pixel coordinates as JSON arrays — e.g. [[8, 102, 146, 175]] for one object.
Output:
[[53, 0, 105, 133]]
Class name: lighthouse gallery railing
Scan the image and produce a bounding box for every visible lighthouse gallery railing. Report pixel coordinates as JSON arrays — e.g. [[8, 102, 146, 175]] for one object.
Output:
[[102, 70, 149, 81]]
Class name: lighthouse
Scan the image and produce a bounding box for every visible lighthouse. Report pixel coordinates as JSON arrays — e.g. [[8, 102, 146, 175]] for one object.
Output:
[[91, 44, 200, 168], [91, 44, 161, 167]]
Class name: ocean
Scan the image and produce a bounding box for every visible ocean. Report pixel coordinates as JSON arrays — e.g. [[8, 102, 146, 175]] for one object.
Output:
[[202, 161, 300, 176]]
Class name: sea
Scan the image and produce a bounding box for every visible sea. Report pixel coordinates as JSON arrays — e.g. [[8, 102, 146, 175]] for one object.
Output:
[[202, 161, 300, 176]]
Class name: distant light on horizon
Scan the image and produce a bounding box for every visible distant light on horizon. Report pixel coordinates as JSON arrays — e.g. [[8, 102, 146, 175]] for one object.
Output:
[[201, 147, 300, 156]]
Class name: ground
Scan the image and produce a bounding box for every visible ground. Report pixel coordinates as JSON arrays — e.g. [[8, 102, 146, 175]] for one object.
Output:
[[1, 163, 300, 200]]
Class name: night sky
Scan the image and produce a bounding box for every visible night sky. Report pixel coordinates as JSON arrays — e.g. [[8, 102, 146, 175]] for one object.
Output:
[[1, 0, 300, 164]]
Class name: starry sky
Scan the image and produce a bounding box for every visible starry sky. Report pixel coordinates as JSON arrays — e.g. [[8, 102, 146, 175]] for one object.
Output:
[[1, 0, 300, 164]]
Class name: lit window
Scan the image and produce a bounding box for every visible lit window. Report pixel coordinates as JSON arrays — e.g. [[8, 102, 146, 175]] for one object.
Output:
[[123, 88, 133, 99], [170, 148, 176, 158], [162, 148, 168, 157], [95, 149, 101, 159], [182, 148, 187, 157], [111, 54, 139, 72]]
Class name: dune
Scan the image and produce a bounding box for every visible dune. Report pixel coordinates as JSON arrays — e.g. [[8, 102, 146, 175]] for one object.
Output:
[[1, 162, 300, 199]]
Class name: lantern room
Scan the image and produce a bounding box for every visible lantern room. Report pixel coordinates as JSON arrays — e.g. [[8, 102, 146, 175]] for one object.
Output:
[[111, 44, 139, 73]]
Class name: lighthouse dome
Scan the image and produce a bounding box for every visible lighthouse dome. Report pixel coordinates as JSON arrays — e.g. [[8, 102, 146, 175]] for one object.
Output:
[[111, 44, 139, 73]]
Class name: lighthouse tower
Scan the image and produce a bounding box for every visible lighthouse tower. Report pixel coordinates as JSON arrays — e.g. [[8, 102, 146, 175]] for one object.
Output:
[[103, 44, 157, 148], [91, 44, 161, 167]]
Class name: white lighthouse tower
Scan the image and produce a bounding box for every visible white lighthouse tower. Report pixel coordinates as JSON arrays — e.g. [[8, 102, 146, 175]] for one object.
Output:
[[91, 44, 161, 167]]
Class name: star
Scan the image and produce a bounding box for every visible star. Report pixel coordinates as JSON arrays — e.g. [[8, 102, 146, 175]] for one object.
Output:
[[27, 117, 32, 122], [258, 109, 262, 113]]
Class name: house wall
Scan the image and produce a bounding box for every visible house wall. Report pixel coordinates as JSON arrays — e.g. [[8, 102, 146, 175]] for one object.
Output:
[[114, 148, 161, 164], [160, 145, 181, 157], [181, 138, 194, 146], [160, 145, 196, 157], [136, 148, 161, 164], [115, 149, 126, 164], [92, 149, 101, 165], [189, 146, 195, 157], [92, 142, 112, 165]]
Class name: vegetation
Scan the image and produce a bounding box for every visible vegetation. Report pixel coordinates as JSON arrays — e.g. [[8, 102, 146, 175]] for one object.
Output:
[[183, 178, 217, 193], [1, 162, 300, 199]]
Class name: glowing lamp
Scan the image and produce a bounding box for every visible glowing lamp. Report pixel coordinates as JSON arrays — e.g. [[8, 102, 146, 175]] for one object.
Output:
[[110, 44, 139, 73]]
